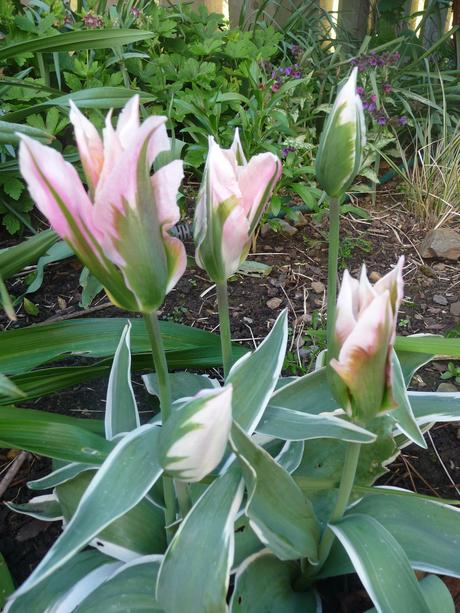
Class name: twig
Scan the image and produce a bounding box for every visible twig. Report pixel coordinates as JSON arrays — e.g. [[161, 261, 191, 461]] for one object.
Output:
[[0, 451, 29, 499], [426, 431, 460, 498]]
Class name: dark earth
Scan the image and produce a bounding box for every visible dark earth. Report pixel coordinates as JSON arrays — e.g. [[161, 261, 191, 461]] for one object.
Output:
[[1, 182, 459, 610]]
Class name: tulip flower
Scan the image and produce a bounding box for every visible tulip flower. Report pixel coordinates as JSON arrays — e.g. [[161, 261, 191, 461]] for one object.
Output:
[[194, 130, 282, 283], [330, 257, 404, 424], [159, 385, 233, 482], [316, 67, 366, 198], [19, 96, 186, 314]]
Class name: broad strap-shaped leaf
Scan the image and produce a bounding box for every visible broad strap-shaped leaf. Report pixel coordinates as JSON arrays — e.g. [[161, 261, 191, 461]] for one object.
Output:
[[364, 575, 454, 613], [231, 551, 319, 612], [0, 374, 25, 399], [396, 348, 434, 386], [156, 466, 244, 613], [144, 371, 219, 401], [0, 554, 14, 611], [28, 462, 94, 490], [76, 555, 163, 612], [389, 350, 426, 448], [230, 422, 320, 562], [275, 440, 304, 474], [408, 389, 460, 425], [6, 494, 62, 521], [56, 471, 165, 561], [395, 334, 460, 357], [267, 367, 339, 416], [257, 404, 376, 443], [4, 551, 113, 613], [0, 228, 58, 281], [228, 310, 288, 433], [105, 322, 139, 440], [13, 425, 163, 597], [0, 406, 112, 464], [159, 386, 232, 482], [345, 491, 460, 578], [330, 514, 431, 613]]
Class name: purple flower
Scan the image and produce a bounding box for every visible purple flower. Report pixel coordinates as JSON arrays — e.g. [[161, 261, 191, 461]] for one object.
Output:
[[370, 94, 377, 103], [368, 56, 377, 66], [362, 101, 370, 110], [383, 83, 392, 94], [398, 115, 408, 125], [377, 115, 387, 126], [284, 67, 293, 76], [292, 71, 302, 79], [368, 102, 376, 113], [82, 12, 103, 28], [130, 7, 140, 17], [356, 86, 365, 96], [281, 146, 295, 158], [271, 82, 280, 93]]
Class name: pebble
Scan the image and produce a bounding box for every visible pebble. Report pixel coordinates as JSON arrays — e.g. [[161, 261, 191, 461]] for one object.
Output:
[[436, 382, 458, 393], [311, 281, 325, 294], [369, 271, 381, 282], [433, 294, 448, 306], [266, 297, 283, 310], [450, 302, 460, 318]]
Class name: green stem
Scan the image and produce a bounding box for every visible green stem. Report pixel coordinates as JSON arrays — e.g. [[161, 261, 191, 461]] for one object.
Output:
[[296, 442, 361, 590], [326, 196, 340, 362], [216, 281, 233, 378], [143, 311, 176, 541]]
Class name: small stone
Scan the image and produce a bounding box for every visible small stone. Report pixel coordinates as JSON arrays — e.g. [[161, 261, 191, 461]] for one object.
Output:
[[419, 265, 436, 278], [243, 317, 253, 324], [433, 294, 448, 306], [436, 382, 458, 393], [419, 228, 460, 261], [57, 296, 67, 310], [294, 313, 312, 326], [369, 271, 381, 282], [450, 302, 460, 318], [432, 362, 446, 372], [266, 297, 283, 310], [278, 219, 298, 236], [311, 281, 325, 294]]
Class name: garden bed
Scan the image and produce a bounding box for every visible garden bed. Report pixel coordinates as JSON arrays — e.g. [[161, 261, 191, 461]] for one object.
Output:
[[1, 184, 459, 608]]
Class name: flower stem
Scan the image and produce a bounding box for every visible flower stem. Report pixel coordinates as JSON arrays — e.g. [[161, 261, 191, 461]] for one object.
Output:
[[143, 311, 176, 541], [326, 196, 340, 361], [296, 441, 361, 590], [216, 281, 233, 378]]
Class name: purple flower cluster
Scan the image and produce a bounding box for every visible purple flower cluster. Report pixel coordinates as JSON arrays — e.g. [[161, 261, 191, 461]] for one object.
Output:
[[290, 44, 303, 62], [82, 12, 103, 28], [350, 51, 401, 72], [130, 7, 140, 18], [270, 65, 302, 92], [281, 146, 295, 158], [356, 86, 407, 128]]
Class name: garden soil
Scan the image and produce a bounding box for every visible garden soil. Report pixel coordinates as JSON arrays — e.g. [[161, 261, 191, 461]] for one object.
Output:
[[1, 184, 459, 610]]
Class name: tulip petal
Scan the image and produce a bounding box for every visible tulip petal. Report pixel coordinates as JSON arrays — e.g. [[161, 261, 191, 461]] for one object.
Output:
[[221, 201, 251, 278], [116, 94, 140, 149], [151, 159, 183, 230], [207, 136, 242, 206], [358, 263, 376, 314], [230, 128, 247, 166], [160, 386, 233, 482], [238, 152, 282, 230], [69, 101, 104, 192], [335, 270, 359, 345], [331, 291, 393, 422], [374, 255, 404, 314]]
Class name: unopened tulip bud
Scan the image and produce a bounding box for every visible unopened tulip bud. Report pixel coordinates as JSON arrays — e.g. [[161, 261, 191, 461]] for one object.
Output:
[[19, 96, 186, 314], [316, 67, 366, 198], [159, 386, 233, 482], [330, 258, 404, 424], [194, 132, 281, 283]]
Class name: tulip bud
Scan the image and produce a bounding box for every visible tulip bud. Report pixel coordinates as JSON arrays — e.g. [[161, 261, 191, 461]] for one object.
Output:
[[329, 258, 404, 424], [194, 132, 281, 283], [159, 386, 233, 482], [316, 67, 366, 198], [19, 96, 186, 314]]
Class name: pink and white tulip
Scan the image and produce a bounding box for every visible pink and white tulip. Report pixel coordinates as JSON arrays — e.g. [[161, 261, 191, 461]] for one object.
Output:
[[19, 96, 186, 313], [330, 257, 404, 424], [194, 131, 282, 283]]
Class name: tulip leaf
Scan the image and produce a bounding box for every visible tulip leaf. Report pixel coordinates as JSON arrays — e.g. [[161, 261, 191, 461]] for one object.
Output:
[[0, 317, 247, 376], [6, 495, 62, 521], [257, 404, 376, 443], [0, 229, 58, 282], [0, 406, 111, 464], [388, 350, 426, 448], [330, 514, 431, 613], [0, 30, 154, 59], [230, 422, 320, 562], [396, 349, 434, 385], [26, 241, 74, 295], [230, 551, 318, 612], [105, 322, 139, 440], [13, 425, 163, 597], [322, 491, 460, 580], [76, 555, 163, 612], [143, 371, 219, 400], [28, 462, 94, 491], [364, 576, 454, 613], [228, 309, 288, 433], [395, 334, 460, 358], [156, 466, 244, 613], [408, 390, 460, 425], [0, 374, 25, 400], [56, 470, 165, 560], [4, 551, 114, 613], [0, 553, 14, 611], [0, 119, 53, 145]]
